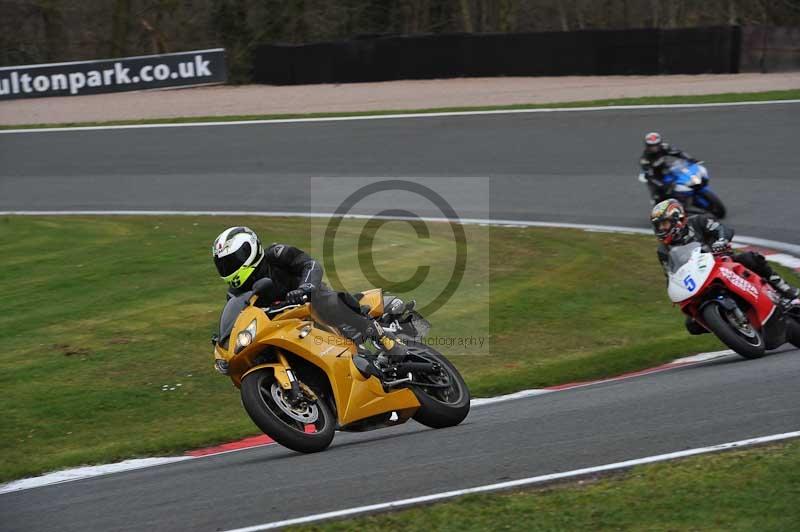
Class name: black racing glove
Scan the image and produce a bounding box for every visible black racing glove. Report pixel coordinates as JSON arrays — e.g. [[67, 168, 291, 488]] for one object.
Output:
[[286, 283, 315, 305], [711, 238, 731, 254]]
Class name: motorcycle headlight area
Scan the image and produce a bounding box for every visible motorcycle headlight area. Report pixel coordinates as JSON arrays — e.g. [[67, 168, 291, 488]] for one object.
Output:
[[234, 319, 258, 354], [214, 359, 230, 375]]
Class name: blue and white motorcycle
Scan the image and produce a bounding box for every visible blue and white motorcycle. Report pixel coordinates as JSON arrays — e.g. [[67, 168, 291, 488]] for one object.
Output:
[[639, 158, 727, 219]]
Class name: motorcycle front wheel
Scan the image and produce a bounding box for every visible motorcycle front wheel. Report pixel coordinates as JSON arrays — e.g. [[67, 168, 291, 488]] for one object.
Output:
[[407, 344, 471, 429], [702, 304, 765, 359], [786, 316, 800, 349], [241, 369, 335, 453]]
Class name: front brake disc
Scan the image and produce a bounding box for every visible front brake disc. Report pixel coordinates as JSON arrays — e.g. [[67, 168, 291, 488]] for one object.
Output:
[[270, 383, 319, 423]]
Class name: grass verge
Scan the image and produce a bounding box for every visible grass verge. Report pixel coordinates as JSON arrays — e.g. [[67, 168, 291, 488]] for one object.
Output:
[[1, 215, 796, 481], [296, 439, 800, 531], [1, 89, 798, 130]]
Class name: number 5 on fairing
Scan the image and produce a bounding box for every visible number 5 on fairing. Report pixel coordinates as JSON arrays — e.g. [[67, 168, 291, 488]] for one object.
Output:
[[683, 275, 696, 291]]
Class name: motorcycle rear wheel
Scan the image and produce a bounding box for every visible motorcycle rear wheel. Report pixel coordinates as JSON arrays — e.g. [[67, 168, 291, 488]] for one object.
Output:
[[702, 303, 765, 359], [241, 369, 335, 453], [407, 344, 471, 429], [698, 190, 726, 219]]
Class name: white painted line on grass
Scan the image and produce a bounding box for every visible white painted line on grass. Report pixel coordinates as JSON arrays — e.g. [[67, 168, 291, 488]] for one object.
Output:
[[2, 99, 799, 134], [220, 430, 800, 531]]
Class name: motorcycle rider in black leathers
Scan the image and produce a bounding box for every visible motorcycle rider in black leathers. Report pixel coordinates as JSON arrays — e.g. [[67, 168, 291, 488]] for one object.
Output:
[[640, 131, 698, 203], [651, 199, 800, 334], [211, 226, 407, 374]]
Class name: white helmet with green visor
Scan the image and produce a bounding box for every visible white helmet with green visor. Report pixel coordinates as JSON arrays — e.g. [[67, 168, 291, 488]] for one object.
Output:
[[212, 227, 264, 289]]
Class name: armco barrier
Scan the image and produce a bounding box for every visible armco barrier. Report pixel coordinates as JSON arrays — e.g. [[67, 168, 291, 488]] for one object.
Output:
[[0, 49, 227, 101], [252, 27, 741, 85]]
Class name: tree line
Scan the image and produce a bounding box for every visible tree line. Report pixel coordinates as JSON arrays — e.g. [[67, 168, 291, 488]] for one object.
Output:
[[2, 0, 799, 79]]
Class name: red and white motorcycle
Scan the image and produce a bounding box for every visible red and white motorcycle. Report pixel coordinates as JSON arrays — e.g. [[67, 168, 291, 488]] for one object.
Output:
[[667, 242, 800, 359]]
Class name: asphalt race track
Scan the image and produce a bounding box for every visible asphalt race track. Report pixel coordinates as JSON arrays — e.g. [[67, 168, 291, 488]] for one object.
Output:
[[1, 103, 799, 531], [0, 103, 798, 243], [2, 352, 799, 531]]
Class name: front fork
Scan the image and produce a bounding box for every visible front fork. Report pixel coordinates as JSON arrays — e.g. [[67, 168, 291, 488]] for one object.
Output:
[[253, 351, 317, 405]]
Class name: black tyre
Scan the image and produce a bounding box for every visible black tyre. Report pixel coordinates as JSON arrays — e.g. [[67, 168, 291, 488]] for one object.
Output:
[[407, 344, 471, 429], [786, 317, 800, 349], [700, 190, 726, 219], [241, 369, 335, 453], [702, 303, 765, 359]]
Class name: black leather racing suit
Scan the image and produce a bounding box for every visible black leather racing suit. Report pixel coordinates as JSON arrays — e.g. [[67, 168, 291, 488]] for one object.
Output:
[[640, 143, 696, 201], [227, 243, 379, 343], [228, 243, 322, 300], [657, 215, 787, 334]]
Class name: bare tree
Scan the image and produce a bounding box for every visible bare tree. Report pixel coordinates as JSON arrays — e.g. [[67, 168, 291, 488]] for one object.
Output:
[[459, 0, 474, 32], [557, 1, 570, 31], [5, 0, 800, 74]]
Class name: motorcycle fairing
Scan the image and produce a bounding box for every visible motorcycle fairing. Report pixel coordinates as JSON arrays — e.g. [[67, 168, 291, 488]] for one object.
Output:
[[667, 244, 715, 303], [217, 302, 421, 427]]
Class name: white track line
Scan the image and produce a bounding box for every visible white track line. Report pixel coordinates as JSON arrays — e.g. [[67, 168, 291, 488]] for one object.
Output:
[[0, 457, 192, 495], [670, 349, 734, 364], [1, 99, 799, 134], [221, 430, 800, 532], [470, 389, 552, 407], [4, 210, 799, 255]]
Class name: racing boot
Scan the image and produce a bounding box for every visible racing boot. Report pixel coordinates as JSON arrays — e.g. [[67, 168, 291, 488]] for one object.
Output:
[[769, 274, 800, 300], [337, 324, 382, 380], [352, 335, 408, 382], [685, 317, 709, 336], [376, 330, 407, 362]]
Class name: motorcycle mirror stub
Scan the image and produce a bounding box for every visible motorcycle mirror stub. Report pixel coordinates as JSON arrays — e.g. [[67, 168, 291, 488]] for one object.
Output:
[[252, 278, 276, 300]]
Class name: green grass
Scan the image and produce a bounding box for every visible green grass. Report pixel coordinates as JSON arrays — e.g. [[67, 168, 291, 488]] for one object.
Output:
[[1, 215, 796, 482], [297, 440, 800, 532], [2, 89, 798, 130]]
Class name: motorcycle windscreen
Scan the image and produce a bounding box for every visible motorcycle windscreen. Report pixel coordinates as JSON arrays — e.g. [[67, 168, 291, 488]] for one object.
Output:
[[667, 242, 703, 273], [218, 292, 252, 349]]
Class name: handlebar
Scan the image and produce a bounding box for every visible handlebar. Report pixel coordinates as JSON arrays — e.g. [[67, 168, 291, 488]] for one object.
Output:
[[265, 295, 309, 314]]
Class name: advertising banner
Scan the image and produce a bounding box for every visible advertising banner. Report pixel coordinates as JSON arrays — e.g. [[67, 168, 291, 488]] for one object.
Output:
[[0, 48, 226, 100]]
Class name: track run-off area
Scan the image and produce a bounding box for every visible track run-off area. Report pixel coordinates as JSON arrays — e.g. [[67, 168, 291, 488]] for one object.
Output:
[[0, 100, 798, 531]]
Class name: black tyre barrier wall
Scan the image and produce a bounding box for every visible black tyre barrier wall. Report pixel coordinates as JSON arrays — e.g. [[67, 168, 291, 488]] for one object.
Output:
[[253, 27, 741, 85]]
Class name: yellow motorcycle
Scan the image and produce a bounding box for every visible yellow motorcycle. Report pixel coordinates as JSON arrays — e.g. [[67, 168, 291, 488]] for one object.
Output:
[[211, 278, 470, 453]]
